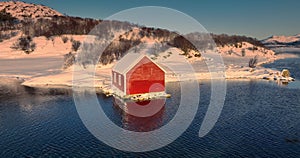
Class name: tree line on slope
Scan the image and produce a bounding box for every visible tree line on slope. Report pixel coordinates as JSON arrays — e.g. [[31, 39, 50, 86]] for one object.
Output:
[[211, 34, 265, 48], [0, 9, 267, 68]]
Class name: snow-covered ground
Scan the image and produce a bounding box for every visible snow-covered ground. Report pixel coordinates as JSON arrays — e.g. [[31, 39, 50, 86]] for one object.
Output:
[[0, 34, 297, 92]]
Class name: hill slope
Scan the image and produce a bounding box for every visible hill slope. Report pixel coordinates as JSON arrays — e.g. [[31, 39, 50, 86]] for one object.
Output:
[[0, 1, 62, 19], [262, 34, 300, 49], [0, 1, 276, 67], [0, 1, 294, 90]]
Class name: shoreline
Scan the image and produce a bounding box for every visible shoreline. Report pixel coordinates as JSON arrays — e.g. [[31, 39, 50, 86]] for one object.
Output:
[[1, 52, 298, 96], [0, 70, 294, 97]]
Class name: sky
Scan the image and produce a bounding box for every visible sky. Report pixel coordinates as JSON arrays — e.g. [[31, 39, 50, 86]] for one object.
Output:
[[3, 0, 300, 39]]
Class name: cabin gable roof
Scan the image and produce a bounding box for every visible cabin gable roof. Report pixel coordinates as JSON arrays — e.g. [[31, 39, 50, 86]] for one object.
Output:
[[112, 53, 165, 74]]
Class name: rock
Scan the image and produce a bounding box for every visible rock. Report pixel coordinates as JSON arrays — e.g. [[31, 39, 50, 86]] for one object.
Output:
[[263, 76, 269, 80], [281, 69, 291, 78], [264, 70, 269, 74]]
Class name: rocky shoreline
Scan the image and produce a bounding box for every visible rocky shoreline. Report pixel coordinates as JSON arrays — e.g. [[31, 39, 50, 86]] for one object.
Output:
[[0, 67, 295, 97]]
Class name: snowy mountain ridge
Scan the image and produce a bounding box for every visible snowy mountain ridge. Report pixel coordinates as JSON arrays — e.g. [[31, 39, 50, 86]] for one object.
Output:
[[262, 34, 300, 49]]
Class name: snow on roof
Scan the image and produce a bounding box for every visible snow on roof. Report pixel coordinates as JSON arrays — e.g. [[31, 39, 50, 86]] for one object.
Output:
[[112, 53, 165, 74], [156, 63, 173, 73], [112, 53, 145, 74]]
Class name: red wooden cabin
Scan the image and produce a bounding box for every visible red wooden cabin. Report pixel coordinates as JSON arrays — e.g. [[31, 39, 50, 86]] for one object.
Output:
[[112, 53, 165, 96]]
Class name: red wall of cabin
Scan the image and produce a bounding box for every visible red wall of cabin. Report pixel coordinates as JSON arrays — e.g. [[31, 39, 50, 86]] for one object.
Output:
[[126, 57, 165, 95]]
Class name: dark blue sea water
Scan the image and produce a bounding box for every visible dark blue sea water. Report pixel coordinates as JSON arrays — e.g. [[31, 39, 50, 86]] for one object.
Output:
[[0, 54, 300, 157]]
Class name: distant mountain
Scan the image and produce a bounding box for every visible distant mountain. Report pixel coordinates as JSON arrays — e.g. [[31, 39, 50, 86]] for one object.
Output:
[[262, 34, 300, 49], [0, 1, 62, 19]]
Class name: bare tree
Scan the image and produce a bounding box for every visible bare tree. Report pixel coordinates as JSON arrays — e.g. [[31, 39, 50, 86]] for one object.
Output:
[[249, 55, 258, 68], [72, 40, 81, 52], [11, 36, 36, 54]]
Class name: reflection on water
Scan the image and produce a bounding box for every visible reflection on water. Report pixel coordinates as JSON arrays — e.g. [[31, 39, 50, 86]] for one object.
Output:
[[268, 79, 300, 89], [113, 97, 166, 118], [113, 97, 165, 132], [288, 80, 300, 89]]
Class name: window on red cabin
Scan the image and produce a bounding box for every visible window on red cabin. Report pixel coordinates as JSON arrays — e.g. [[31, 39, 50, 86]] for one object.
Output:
[[113, 72, 116, 83]]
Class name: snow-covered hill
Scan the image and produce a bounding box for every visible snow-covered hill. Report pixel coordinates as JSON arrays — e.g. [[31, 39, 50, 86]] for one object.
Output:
[[263, 34, 300, 44], [217, 42, 275, 57], [262, 34, 300, 49], [0, 1, 62, 19]]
